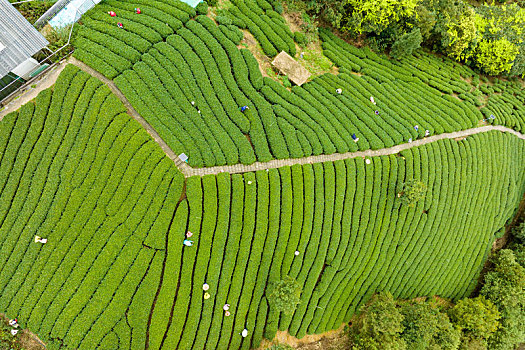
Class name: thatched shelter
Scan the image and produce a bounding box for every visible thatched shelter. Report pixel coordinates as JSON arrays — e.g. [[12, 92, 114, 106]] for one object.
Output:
[[271, 51, 311, 86]]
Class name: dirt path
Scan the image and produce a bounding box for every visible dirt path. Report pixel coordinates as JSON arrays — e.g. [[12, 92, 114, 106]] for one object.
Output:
[[0, 59, 68, 121], [68, 59, 525, 178], [188, 125, 525, 177], [68, 57, 193, 174]]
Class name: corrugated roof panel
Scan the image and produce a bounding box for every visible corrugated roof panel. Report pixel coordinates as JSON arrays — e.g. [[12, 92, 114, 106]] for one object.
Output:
[[0, 0, 49, 77]]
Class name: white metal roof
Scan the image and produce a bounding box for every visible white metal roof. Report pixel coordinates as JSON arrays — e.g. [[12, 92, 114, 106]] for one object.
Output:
[[0, 0, 49, 78]]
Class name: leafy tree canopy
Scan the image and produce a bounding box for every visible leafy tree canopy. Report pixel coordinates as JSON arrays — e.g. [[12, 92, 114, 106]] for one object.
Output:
[[398, 180, 427, 207], [350, 292, 406, 350], [449, 296, 500, 344], [343, 0, 420, 35], [267, 276, 302, 314]]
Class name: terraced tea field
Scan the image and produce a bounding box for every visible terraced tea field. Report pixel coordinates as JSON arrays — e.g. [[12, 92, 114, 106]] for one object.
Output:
[[0, 0, 524, 348]]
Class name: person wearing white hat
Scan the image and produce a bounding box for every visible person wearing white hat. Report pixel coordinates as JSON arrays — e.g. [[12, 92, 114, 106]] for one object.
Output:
[[241, 329, 248, 337], [11, 329, 18, 336], [203, 283, 209, 291], [223, 304, 230, 311], [34, 235, 47, 244]]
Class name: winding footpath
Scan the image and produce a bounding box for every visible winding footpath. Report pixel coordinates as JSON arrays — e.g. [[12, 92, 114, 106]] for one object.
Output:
[[70, 59, 525, 177]]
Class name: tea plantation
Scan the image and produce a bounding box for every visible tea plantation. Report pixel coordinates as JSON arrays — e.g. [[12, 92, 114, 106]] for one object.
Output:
[[0, 0, 524, 349]]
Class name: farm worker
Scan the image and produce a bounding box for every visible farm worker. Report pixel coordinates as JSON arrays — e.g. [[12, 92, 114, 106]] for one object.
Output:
[[370, 96, 376, 105], [135, 7, 141, 14], [241, 106, 249, 112], [414, 125, 419, 131], [204, 292, 211, 300], [9, 319, 18, 326], [351, 133, 359, 142], [11, 329, 18, 336], [241, 329, 248, 337], [186, 231, 193, 238], [425, 130, 430, 137], [365, 159, 371, 164], [191, 101, 195, 106], [34, 235, 47, 244], [223, 304, 230, 311], [375, 110, 379, 115], [117, 22, 124, 29], [108, 11, 116, 17], [247, 180, 252, 185], [183, 239, 193, 247], [335, 88, 342, 94], [294, 251, 300, 256], [489, 114, 495, 120], [203, 283, 210, 291], [300, 52, 304, 59], [408, 138, 412, 143], [225, 311, 231, 316]]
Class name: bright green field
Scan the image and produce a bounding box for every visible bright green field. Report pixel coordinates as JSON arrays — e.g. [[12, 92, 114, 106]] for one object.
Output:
[[0, 0, 524, 349]]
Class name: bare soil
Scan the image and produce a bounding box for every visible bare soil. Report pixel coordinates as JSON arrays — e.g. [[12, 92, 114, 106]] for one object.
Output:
[[257, 324, 349, 350], [238, 30, 273, 78], [0, 314, 45, 350]]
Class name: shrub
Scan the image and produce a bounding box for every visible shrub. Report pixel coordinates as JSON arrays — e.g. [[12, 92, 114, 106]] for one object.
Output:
[[215, 15, 232, 26], [398, 179, 427, 207], [390, 29, 423, 59], [267, 276, 302, 314], [449, 296, 501, 347], [350, 292, 406, 349], [195, 1, 208, 15], [294, 31, 308, 47]]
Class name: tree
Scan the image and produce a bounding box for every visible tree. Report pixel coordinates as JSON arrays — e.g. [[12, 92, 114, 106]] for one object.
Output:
[[449, 296, 500, 348], [267, 276, 302, 314], [400, 300, 460, 350], [474, 38, 519, 75], [398, 180, 427, 207], [343, 0, 420, 35], [474, 3, 525, 76], [480, 249, 525, 350], [350, 292, 406, 350], [391, 28, 423, 59], [442, 6, 481, 60]]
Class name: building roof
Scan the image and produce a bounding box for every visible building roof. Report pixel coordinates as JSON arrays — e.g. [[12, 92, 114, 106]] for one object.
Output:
[[0, 0, 49, 78], [271, 51, 311, 86]]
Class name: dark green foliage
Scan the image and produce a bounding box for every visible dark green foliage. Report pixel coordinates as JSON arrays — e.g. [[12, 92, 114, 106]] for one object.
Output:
[[400, 300, 461, 350], [267, 276, 302, 314], [398, 179, 426, 207], [480, 249, 525, 350], [511, 221, 525, 242], [195, 1, 208, 15], [350, 292, 406, 349], [449, 296, 500, 348], [390, 29, 422, 59]]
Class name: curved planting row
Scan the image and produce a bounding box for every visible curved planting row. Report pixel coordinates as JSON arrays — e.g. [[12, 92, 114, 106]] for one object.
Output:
[[149, 131, 525, 349], [73, 0, 195, 78], [481, 86, 525, 132], [221, 0, 295, 57], [319, 28, 525, 134], [74, 1, 523, 167], [0, 65, 184, 349]]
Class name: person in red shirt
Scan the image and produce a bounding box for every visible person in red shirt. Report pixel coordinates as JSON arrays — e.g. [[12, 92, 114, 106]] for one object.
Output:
[[108, 11, 116, 17], [135, 7, 141, 14]]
